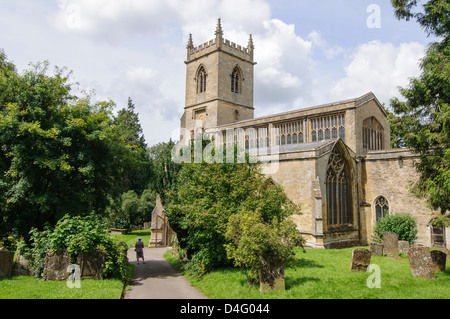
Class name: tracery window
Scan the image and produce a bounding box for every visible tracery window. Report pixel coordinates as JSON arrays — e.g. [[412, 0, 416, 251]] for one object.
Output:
[[197, 66, 207, 93], [231, 67, 240, 93], [310, 114, 345, 142], [275, 120, 305, 145], [374, 196, 389, 221], [326, 147, 352, 226], [363, 117, 384, 150]]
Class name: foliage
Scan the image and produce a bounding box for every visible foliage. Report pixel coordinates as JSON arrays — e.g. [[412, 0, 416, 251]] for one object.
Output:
[[225, 211, 305, 286], [16, 214, 130, 281], [432, 214, 450, 227], [106, 188, 157, 229], [389, 0, 450, 213], [166, 143, 303, 277], [372, 212, 418, 244], [147, 139, 181, 201], [0, 235, 18, 251], [0, 52, 149, 240]]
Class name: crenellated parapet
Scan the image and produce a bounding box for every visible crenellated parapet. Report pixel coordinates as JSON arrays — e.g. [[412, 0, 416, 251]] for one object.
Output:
[[186, 18, 255, 64]]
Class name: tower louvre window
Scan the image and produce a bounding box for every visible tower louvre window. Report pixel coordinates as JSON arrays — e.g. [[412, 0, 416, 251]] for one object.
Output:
[[197, 66, 207, 93], [231, 67, 240, 93]]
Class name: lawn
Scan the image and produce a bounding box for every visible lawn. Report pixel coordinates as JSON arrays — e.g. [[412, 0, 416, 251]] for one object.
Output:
[[0, 229, 151, 299], [164, 246, 450, 299]]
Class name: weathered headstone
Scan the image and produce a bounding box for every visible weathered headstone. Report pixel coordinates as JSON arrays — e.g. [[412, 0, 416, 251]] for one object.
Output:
[[0, 250, 14, 277], [369, 243, 384, 256], [260, 254, 285, 292], [398, 241, 409, 254], [383, 232, 399, 256], [430, 250, 446, 272], [407, 247, 435, 279], [350, 248, 371, 272], [78, 251, 106, 279], [42, 250, 106, 281], [13, 254, 33, 276]]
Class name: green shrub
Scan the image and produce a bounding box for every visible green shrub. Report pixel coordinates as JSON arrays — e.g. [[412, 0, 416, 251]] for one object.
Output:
[[16, 214, 131, 282], [372, 212, 418, 244]]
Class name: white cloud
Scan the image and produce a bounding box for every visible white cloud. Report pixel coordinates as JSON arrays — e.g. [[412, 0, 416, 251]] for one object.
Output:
[[329, 40, 425, 105]]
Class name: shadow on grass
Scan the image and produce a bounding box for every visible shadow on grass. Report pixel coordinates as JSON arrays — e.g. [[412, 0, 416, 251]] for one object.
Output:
[[285, 276, 321, 290], [286, 258, 325, 269]]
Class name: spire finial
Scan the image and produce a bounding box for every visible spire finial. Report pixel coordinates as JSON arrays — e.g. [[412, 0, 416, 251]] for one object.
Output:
[[187, 33, 193, 49], [215, 18, 223, 38]]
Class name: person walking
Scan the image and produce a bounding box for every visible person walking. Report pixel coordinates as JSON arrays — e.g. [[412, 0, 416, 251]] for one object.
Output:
[[135, 237, 145, 264]]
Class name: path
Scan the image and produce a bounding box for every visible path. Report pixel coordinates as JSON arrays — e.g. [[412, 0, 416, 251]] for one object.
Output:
[[124, 247, 208, 299]]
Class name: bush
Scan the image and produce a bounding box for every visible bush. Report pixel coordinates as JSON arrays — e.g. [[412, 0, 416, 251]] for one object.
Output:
[[16, 214, 131, 281], [225, 211, 305, 286], [372, 212, 418, 244]]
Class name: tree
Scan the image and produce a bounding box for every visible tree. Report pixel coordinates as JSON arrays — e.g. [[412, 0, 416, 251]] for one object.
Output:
[[389, 0, 450, 212], [166, 143, 303, 276], [113, 97, 153, 194], [148, 139, 181, 201], [0, 53, 147, 240]]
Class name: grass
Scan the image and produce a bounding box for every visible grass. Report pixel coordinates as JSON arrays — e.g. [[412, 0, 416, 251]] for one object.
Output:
[[0, 276, 123, 299], [111, 228, 152, 248], [164, 246, 450, 299], [0, 229, 151, 299]]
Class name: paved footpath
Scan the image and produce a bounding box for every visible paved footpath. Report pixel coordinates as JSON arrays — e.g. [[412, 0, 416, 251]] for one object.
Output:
[[124, 247, 208, 299]]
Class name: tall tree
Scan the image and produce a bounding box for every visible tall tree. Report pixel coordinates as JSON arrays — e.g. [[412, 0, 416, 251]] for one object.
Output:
[[0, 53, 146, 239], [389, 0, 450, 213]]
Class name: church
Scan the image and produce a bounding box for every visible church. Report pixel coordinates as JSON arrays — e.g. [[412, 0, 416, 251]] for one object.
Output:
[[179, 19, 449, 249]]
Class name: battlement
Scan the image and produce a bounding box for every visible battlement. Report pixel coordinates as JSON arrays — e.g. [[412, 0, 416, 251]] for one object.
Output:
[[186, 19, 254, 64]]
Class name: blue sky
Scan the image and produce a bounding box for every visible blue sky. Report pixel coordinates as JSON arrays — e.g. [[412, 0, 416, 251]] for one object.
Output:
[[0, 0, 432, 146]]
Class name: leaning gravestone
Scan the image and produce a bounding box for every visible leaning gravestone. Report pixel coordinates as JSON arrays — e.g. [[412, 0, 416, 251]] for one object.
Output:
[[260, 254, 285, 292], [350, 248, 371, 272], [398, 241, 409, 254], [430, 250, 446, 272], [0, 250, 14, 277], [383, 232, 399, 256], [369, 243, 383, 256], [407, 247, 435, 279]]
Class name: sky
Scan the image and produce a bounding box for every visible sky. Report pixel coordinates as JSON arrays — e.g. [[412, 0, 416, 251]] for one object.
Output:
[[0, 0, 433, 146]]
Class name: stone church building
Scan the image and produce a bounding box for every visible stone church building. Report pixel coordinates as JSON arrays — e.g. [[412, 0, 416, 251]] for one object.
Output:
[[179, 19, 449, 249]]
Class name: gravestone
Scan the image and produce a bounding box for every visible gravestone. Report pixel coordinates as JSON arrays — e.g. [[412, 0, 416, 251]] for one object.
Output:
[[42, 250, 106, 281], [260, 254, 285, 292], [369, 243, 384, 256], [398, 241, 409, 254], [407, 247, 435, 279], [42, 250, 71, 281], [430, 250, 446, 272], [0, 250, 14, 277], [14, 255, 33, 276], [383, 232, 399, 256], [350, 248, 371, 272]]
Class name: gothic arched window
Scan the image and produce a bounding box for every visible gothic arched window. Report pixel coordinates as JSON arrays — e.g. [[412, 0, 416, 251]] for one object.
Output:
[[363, 117, 384, 150], [326, 147, 352, 226], [374, 196, 389, 221], [231, 67, 240, 93], [197, 66, 207, 93]]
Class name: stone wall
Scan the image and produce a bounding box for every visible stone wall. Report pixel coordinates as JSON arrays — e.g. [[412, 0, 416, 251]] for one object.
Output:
[[363, 149, 436, 246]]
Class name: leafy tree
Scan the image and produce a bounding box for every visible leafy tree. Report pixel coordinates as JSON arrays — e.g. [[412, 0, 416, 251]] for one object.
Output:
[[113, 97, 152, 194], [389, 0, 450, 212], [148, 139, 181, 201], [0, 53, 147, 240], [166, 143, 303, 276]]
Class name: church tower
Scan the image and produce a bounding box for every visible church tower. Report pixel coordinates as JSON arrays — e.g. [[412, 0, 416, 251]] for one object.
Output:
[[180, 19, 256, 136]]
